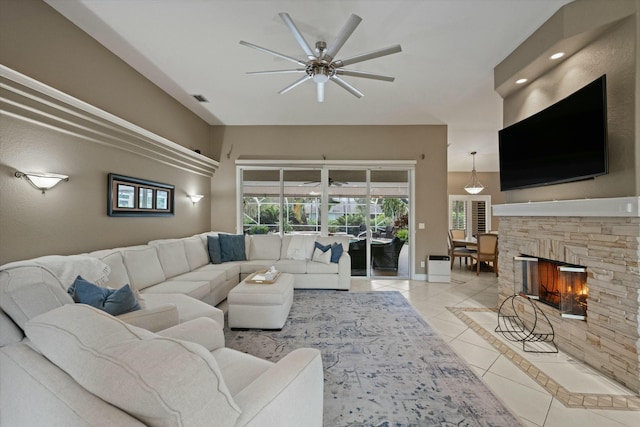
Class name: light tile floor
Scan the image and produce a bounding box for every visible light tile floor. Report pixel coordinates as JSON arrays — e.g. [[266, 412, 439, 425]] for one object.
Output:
[[349, 266, 640, 427]]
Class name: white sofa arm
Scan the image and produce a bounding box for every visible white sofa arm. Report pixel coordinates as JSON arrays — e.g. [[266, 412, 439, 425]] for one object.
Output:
[[233, 348, 323, 427], [116, 304, 179, 332], [156, 317, 225, 352]]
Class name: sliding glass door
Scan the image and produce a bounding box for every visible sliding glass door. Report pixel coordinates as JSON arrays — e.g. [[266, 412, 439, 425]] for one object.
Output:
[[370, 170, 409, 277], [238, 162, 413, 279]]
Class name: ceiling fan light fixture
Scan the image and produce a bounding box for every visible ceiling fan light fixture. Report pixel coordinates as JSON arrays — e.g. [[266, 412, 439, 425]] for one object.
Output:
[[312, 66, 330, 83], [464, 151, 484, 194]]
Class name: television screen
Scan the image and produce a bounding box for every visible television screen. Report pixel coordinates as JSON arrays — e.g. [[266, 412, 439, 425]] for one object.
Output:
[[498, 75, 608, 191]]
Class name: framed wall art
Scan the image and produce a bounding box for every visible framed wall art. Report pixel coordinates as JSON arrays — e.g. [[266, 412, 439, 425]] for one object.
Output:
[[108, 173, 174, 217]]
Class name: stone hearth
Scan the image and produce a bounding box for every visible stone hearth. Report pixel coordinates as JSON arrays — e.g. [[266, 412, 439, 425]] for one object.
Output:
[[494, 197, 640, 393]]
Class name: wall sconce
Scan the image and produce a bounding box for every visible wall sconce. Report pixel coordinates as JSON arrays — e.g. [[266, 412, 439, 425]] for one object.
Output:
[[15, 171, 69, 193], [464, 151, 484, 194], [188, 194, 204, 204]]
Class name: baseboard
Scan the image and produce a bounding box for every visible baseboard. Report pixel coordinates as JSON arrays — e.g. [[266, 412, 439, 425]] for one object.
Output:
[[412, 273, 427, 281]]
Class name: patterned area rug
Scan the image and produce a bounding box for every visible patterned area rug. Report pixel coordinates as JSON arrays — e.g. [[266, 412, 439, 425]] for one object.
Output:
[[225, 291, 521, 427]]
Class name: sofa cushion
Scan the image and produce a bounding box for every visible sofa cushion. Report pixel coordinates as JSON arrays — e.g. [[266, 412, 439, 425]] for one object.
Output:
[[25, 304, 241, 427], [0, 307, 24, 346], [248, 235, 281, 261], [306, 259, 339, 274], [140, 280, 211, 301], [184, 237, 210, 270], [219, 234, 247, 262], [123, 247, 166, 291], [154, 241, 191, 278], [273, 259, 307, 274], [195, 262, 241, 282], [282, 235, 317, 260], [90, 251, 130, 289], [207, 235, 222, 264], [67, 276, 141, 316], [170, 270, 227, 291], [0, 266, 73, 329]]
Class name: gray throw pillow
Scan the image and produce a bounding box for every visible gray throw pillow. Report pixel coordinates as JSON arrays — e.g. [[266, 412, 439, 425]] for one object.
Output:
[[218, 234, 246, 262], [207, 235, 222, 264], [67, 276, 141, 316]]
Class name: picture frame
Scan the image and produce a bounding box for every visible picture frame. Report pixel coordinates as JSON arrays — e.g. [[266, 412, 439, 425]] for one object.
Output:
[[108, 173, 175, 217]]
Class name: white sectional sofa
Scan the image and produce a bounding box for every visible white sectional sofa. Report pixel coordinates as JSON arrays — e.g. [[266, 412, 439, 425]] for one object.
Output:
[[1, 303, 324, 426], [0, 232, 348, 426]]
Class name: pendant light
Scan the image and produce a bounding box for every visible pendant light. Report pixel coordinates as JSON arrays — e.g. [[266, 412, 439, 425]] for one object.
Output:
[[464, 151, 484, 194]]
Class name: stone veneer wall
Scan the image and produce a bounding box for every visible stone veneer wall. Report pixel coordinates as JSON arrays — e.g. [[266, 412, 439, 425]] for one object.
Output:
[[497, 215, 640, 393]]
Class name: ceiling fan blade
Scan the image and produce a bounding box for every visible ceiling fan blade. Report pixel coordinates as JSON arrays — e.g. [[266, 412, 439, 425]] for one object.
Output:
[[246, 69, 306, 75], [279, 13, 316, 60], [239, 40, 306, 66], [324, 14, 362, 62], [333, 44, 402, 67], [317, 82, 325, 103], [278, 75, 312, 94], [330, 75, 364, 98], [335, 69, 395, 82]]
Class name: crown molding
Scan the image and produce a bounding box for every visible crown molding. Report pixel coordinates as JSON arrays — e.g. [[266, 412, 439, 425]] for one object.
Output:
[[0, 65, 218, 177]]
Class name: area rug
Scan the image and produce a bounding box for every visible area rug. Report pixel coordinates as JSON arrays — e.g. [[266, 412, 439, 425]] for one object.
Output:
[[225, 291, 522, 426]]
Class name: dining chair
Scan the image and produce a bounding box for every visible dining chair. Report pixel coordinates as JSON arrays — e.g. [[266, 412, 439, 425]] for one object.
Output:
[[449, 228, 467, 248], [447, 233, 476, 269], [470, 233, 499, 276]]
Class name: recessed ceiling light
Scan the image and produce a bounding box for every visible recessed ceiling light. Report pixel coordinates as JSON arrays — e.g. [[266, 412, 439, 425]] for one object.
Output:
[[550, 52, 565, 60], [516, 78, 528, 85]]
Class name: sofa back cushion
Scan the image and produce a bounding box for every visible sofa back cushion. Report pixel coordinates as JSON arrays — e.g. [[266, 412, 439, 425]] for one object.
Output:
[[0, 266, 73, 329], [248, 234, 282, 260], [183, 237, 210, 270], [122, 247, 166, 291], [153, 241, 191, 278], [25, 304, 241, 427], [89, 250, 131, 289], [281, 234, 317, 260]]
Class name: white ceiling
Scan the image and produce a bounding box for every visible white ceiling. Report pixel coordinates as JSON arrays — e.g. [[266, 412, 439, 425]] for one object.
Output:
[[45, 0, 572, 172]]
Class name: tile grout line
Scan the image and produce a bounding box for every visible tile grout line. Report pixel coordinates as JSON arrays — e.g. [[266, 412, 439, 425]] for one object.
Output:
[[447, 306, 640, 411]]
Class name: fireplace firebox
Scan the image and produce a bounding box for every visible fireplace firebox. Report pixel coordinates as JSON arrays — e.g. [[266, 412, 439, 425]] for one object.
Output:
[[514, 256, 588, 320]]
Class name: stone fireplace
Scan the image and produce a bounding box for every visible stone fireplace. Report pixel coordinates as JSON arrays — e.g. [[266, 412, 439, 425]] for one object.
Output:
[[494, 197, 640, 393]]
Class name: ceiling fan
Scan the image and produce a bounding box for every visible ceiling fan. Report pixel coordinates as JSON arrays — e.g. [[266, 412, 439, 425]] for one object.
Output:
[[240, 13, 402, 102]]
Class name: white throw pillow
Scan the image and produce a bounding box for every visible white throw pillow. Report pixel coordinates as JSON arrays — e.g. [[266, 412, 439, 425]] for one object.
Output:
[[25, 304, 241, 427], [312, 247, 331, 264]]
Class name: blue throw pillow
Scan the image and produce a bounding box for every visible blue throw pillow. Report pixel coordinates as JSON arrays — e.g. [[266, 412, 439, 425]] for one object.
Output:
[[207, 235, 222, 264], [330, 242, 344, 263], [67, 276, 141, 316], [218, 234, 246, 262], [314, 241, 331, 253]]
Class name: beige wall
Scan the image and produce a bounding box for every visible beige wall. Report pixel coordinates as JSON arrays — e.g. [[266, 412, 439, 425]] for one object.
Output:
[[210, 125, 449, 276], [0, 0, 212, 156], [497, 1, 638, 203], [0, 0, 213, 264]]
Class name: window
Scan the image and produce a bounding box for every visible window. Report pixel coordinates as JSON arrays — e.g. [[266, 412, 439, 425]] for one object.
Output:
[[449, 195, 491, 237]]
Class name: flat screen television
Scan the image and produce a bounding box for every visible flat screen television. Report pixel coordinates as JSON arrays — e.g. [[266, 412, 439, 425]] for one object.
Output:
[[498, 75, 608, 191]]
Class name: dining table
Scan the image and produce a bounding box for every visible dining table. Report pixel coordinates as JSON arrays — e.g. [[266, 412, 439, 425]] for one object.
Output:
[[452, 237, 477, 248]]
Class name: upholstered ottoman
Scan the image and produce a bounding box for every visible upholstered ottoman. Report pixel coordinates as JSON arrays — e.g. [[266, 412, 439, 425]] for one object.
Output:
[[228, 272, 294, 330]]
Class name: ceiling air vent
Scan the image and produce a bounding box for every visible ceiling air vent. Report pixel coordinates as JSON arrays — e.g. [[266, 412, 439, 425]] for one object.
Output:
[[192, 94, 209, 103]]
